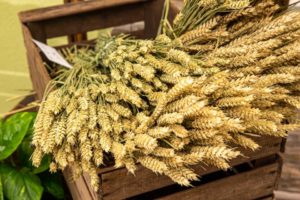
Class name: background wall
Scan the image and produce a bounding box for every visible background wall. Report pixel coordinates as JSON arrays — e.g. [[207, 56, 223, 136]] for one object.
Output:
[[0, 0, 62, 115]]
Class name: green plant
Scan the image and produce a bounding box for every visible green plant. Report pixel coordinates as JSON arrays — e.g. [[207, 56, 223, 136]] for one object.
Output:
[[0, 112, 65, 200]]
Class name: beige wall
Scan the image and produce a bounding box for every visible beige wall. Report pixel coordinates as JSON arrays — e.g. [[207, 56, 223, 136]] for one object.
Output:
[[0, 0, 61, 115]]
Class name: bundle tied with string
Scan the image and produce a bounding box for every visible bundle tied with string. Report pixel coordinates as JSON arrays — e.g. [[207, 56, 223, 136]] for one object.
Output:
[[31, 0, 300, 191]]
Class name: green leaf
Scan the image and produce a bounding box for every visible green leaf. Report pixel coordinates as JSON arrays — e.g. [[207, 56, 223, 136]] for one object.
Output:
[[0, 176, 3, 200], [18, 135, 50, 174], [0, 120, 4, 147], [0, 112, 35, 161], [40, 172, 65, 199], [0, 164, 43, 200], [24, 113, 37, 137]]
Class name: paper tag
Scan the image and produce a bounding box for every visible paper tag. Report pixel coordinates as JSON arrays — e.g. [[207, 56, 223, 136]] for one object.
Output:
[[290, 0, 300, 6], [33, 39, 72, 69]]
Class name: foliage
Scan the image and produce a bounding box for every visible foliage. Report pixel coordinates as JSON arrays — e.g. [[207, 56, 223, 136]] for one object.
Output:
[[0, 112, 65, 200]]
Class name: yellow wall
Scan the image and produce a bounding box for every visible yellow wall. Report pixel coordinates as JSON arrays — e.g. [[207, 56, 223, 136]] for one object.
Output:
[[0, 0, 62, 115]]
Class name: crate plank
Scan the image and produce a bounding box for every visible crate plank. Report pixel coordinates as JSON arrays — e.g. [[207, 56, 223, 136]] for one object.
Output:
[[19, 0, 167, 99], [82, 173, 99, 200], [158, 163, 279, 200], [22, 24, 51, 99], [278, 129, 300, 193], [144, 0, 164, 38], [274, 191, 300, 200], [31, 3, 146, 39], [260, 195, 274, 200], [19, 0, 148, 23], [100, 137, 282, 200], [63, 168, 94, 200]]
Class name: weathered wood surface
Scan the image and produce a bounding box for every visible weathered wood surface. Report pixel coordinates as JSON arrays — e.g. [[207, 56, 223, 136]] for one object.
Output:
[[19, 0, 147, 23], [275, 129, 300, 199], [98, 136, 282, 200], [26, 3, 146, 40], [19, 0, 168, 100], [275, 191, 300, 200], [63, 167, 94, 200], [159, 163, 279, 200], [62, 136, 282, 200], [21, 24, 51, 100]]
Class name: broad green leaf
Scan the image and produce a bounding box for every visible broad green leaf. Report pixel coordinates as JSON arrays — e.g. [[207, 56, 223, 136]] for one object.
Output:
[[0, 176, 3, 200], [16, 113, 48, 174], [40, 172, 65, 199], [24, 112, 37, 137], [0, 164, 43, 200], [32, 156, 51, 174], [18, 135, 50, 174], [0, 112, 35, 161], [0, 120, 3, 141]]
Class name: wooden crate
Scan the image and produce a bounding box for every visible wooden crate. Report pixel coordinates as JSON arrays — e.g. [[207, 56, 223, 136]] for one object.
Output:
[[18, 0, 288, 199], [19, 0, 181, 100], [64, 158, 283, 200], [62, 136, 284, 200]]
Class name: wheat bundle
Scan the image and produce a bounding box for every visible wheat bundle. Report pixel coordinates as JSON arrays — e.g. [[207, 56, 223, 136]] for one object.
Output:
[[31, 0, 300, 191]]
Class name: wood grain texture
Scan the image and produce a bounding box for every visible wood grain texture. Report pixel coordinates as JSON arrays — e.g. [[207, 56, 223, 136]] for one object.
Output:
[[158, 163, 279, 200], [99, 136, 282, 200], [169, 0, 183, 22], [275, 190, 300, 200], [63, 167, 94, 200], [19, 0, 148, 23], [277, 129, 300, 194], [143, 0, 164, 38], [33, 3, 145, 39], [82, 173, 99, 200], [21, 24, 51, 99], [19, 0, 162, 101]]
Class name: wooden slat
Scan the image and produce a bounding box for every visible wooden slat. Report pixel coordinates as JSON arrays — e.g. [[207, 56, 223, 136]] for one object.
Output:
[[63, 167, 94, 200], [19, 0, 148, 23], [143, 0, 165, 38], [82, 173, 99, 200], [158, 163, 279, 200], [64, 0, 83, 3], [100, 137, 282, 200], [278, 130, 300, 193], [260, 195, 274, 200], [274, 191, 300, 200], [28, 3, 145, 39], [63, 0, 87, 43], [21, 25, 51, 99], [169, 0, 183, 22], [99, 136, 281, 175], [12, 95, 36, 111], [111, 21, 145, 38]]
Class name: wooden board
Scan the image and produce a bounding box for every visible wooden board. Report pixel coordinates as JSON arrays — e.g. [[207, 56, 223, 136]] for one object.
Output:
[[19, 0, 147, 23], [21, 24, 51, 99], [27, 3, 146, 39], [277, 128, 300, 197], [19, 0, 171, 100], [63, 167, 94, 200], [62, 136, 282, 200], [275, 190, 300, 200], [96, 136, 282, 200], [158, 162, 279, 200]]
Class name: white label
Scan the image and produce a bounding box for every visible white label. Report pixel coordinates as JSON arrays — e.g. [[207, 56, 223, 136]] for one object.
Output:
[[32, 39, 73, 69], [290, 0, 300, 6]]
